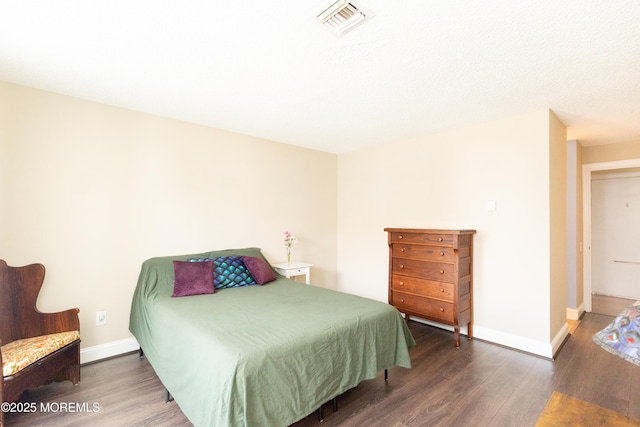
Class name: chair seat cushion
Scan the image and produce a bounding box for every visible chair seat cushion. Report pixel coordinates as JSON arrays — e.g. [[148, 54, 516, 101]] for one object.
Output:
[[2, 331, 80, 377]]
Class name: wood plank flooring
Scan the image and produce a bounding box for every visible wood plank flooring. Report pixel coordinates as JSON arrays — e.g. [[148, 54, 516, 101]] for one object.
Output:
[[592, 294, 637, 317], [4, 313, 639, 426]]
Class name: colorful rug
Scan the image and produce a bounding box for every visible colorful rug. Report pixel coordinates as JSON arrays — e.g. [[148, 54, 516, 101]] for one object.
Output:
[[536, 391, 640, 427], [593, 301, 640, 366]]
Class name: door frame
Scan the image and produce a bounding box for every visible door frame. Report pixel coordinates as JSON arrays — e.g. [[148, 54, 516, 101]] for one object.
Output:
[[583, 158, 640, 312]]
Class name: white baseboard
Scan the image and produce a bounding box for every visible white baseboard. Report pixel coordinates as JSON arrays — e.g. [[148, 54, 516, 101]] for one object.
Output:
[[566, 303, 585, 321], [473, 325, 557, 358], [80, 337, 140, 365], [408, 316, 469, 336], [406, 315, 557, 358], [81, 312, 577, 365], [550, 322, 570, 358]]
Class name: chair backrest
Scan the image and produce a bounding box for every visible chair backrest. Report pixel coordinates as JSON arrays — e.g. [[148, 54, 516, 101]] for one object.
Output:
[[0, 259, 47, 344]]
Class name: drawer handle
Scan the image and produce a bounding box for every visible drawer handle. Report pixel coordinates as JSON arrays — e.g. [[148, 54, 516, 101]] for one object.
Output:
[[439, 308, 444, 312], [438, 237, 443, 242], [400, 264, 404, 269], [440, 288, 444, 292], [401, 248, 406, 252], [400, 281, 404, 286], [399, 235, 403, 239], [439, 269, 444, 274], [440, 251, 444, 256], [400, 298, 405, 303]]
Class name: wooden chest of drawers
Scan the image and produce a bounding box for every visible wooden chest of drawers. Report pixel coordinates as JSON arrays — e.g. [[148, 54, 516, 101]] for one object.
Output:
[[385, 228, 476, 347]]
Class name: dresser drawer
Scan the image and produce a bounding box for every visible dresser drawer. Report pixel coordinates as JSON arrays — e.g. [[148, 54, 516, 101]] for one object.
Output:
[[392, 245, 455, 262], [389, 232, 454, 247], [392, 258, 454, 282], [392, 292, 454, 323], [391, 275, 453, 301], [386, 228, 475, 347]]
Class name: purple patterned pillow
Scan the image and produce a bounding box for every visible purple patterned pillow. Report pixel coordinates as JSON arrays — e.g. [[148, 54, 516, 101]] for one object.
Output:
[[242, 256, 276, 285], [172, 260, 215, 297]]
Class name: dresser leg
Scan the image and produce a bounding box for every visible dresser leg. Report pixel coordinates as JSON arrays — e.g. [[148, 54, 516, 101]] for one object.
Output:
[[454, 327, 461, 348]]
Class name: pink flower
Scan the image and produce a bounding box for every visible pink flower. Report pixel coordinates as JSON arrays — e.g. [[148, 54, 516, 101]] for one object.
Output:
[[283, 231, 296, 247]]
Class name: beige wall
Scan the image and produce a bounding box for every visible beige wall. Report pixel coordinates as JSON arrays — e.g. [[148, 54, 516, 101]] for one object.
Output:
[[566, 140, 584, 315], [337, 109, 567, 357], [576, 144, 584, 309], [0, 85, 8, 246], [1, 82, 338, 350], [583, 141, 640, 164], [2, 81, 572, 359], [548, 111, 567, 342]]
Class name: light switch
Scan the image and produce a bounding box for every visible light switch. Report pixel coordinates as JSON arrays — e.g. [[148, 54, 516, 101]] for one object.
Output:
[[487, 200, 497, 212]]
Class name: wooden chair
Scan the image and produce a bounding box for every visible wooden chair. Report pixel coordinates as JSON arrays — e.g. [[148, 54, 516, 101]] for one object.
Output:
[[0, 260, 80, 426]]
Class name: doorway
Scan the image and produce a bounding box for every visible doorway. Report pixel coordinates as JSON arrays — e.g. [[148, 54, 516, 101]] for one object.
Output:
[[583, 158, 640, 313]]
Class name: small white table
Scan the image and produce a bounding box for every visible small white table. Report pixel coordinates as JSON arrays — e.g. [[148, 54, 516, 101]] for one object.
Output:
[[272, 262, 313, 284]]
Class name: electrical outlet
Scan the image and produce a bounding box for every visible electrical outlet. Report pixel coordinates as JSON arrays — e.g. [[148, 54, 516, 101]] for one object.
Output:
[[96, 310, 107, 326]]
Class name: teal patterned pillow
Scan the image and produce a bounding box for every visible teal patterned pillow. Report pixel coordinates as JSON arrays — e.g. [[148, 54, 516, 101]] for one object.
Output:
[[188, 256, 256, 289]]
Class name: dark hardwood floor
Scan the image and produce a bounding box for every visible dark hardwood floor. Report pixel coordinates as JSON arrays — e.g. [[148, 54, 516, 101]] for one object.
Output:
[[5, 313, 639, 426], [592, 294, 637, 317]]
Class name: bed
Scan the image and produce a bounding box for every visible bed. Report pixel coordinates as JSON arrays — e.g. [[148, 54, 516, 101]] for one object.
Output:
[[128, 247, 415, 427]]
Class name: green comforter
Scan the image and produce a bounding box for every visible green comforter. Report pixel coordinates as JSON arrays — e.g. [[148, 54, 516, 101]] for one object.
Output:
[[129, 248, 415, 427]]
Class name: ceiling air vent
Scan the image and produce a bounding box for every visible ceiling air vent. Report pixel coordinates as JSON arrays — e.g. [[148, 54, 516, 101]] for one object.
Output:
[[317, 0, 368, 36]]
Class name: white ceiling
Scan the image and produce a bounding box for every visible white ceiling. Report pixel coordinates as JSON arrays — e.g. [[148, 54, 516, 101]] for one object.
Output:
[[1, 1, 639, 154]]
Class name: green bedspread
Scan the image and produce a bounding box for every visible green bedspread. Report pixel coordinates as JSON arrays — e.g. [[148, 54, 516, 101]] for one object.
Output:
[[129, 248, 415, 427]]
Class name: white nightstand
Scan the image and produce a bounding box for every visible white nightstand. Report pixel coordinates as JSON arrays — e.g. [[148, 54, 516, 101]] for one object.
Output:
[[272, 262, 313, 284]]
